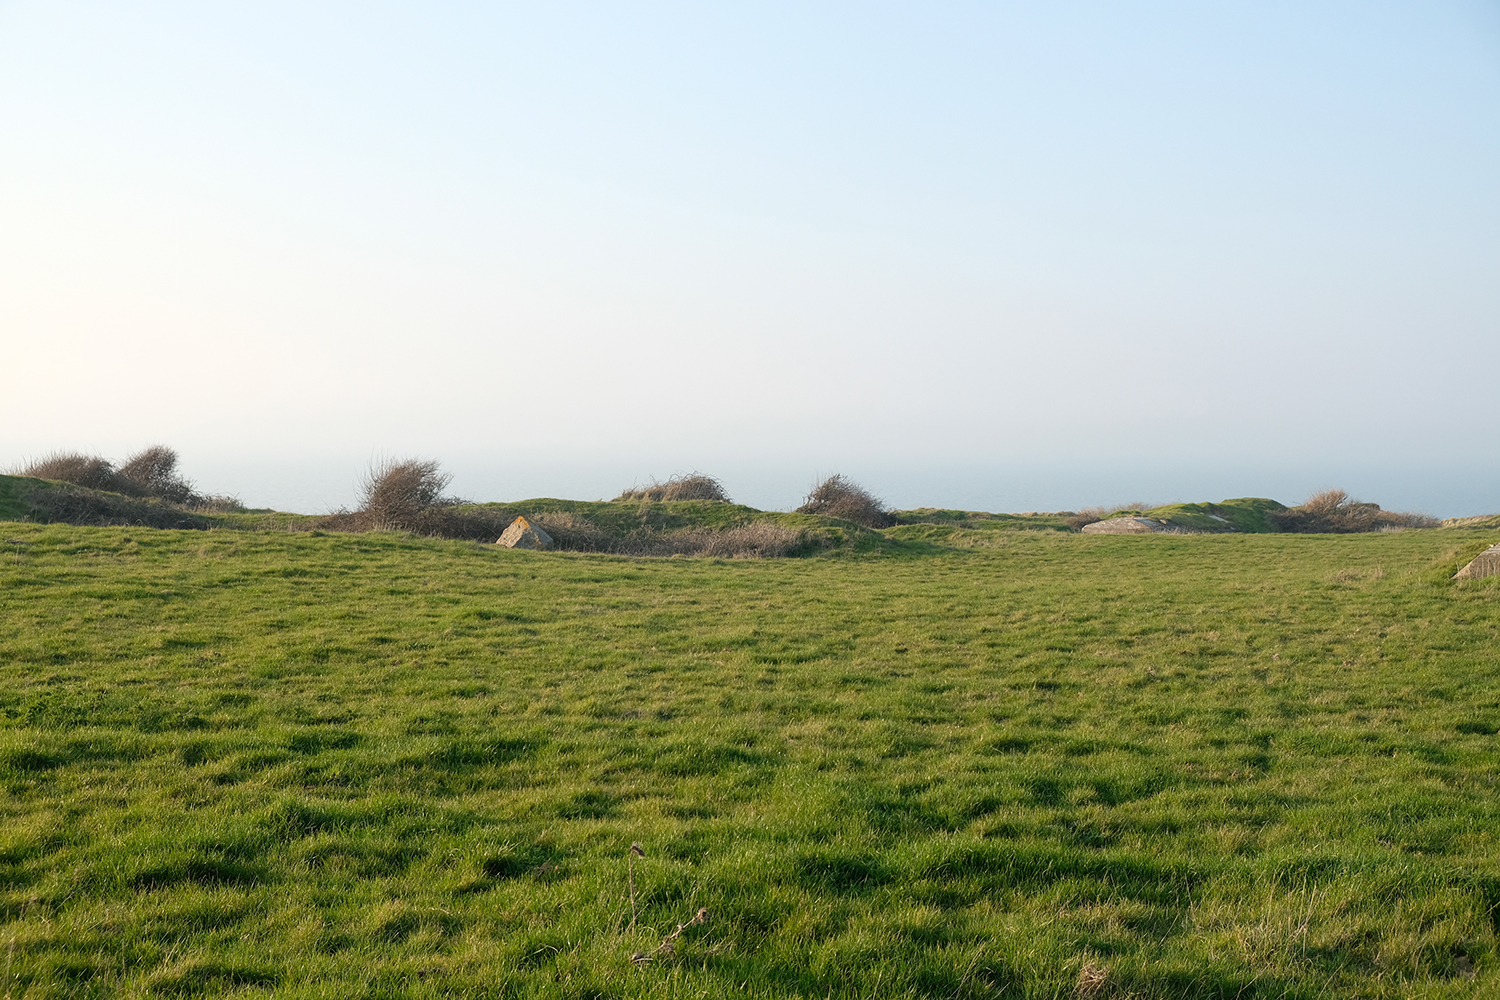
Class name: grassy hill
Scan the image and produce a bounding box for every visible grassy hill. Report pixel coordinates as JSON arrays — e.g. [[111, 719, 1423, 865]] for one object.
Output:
[[1129, 497, 1288, 533], [1, 516, 1498, 997]]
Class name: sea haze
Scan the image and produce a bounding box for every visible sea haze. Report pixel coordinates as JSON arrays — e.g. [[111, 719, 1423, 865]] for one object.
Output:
[[193, 456, 1496, 522]]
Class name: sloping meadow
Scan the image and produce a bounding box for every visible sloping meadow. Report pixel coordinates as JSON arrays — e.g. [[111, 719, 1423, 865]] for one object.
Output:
[[1, 525, 1498, 997]]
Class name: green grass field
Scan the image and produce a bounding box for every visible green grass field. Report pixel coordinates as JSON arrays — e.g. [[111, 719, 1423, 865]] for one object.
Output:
[[2, 520, 1498, 998]]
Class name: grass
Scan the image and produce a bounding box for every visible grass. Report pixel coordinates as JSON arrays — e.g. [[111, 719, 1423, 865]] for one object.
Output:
[[1, 517, 1499, 997]]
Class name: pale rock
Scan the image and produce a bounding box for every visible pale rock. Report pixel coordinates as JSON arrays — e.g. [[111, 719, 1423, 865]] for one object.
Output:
[[498, 515, 554, 551], [1454, 543, 1500, 581]]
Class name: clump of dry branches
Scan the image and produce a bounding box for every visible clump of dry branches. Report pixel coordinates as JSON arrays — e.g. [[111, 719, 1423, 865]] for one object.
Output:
[[17, 451, 125, 492], [795, 474, 892, 528], [315, 458, 513, 539], [614, 474, 731, 503], [1269, 489, 1438, 533], [355, 458, 462, 530]]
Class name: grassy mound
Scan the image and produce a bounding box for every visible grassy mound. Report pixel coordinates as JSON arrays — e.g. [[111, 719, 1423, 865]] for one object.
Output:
[[0, 474, 215, 530], [468, 498, 889, 557], [1132, 497, 1288, 533]]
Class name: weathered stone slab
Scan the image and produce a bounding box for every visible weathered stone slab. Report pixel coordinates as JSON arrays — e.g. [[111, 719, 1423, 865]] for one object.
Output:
[[497, 515, 554, 551], [1081, 517, 1169, 534], [1454, 544, 1500, 581]]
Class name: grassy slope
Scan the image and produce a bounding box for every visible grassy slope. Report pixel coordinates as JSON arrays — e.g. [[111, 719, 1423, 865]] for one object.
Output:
[[1445, 514, 1500, 530], [0, 474, 49, 521], [2, 524, 1499, 997]]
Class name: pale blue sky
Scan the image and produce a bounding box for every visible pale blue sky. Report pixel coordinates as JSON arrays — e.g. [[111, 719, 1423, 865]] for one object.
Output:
[[3, 2, 1497, 513]]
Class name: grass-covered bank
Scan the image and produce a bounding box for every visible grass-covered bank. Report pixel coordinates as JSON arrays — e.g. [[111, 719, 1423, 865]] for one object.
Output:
[[2, 525, 1498, 997]]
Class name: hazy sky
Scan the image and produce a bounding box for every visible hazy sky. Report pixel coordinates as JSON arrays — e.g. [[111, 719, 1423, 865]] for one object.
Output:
[[3, 2, 1498, 512]]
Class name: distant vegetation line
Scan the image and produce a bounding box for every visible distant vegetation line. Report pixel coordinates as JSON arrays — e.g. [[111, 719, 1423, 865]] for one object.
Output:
[[3, 447, 1488, 554]]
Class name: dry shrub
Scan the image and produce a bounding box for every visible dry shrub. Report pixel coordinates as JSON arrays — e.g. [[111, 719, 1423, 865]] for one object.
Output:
[[614, 474, 731, 503], [529, 512, 617, 552], [17, 452, 130, 493], [318, 457, 518, 540], [15, 445, 225, 508], [403, 506, 515, 541], [117, 445, 202, 505], [186, 494, 247, 514], [796, 474, 892, 528], [533, 513, 803, 558], [1379, 510, 1441, 531], [354, 458, 462, 531], [1270, 489, 1436, 534], [673, 522, 804, 558], [19, 484, 211, 530]]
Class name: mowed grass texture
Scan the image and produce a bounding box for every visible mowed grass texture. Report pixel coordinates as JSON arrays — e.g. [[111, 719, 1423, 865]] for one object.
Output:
[[1, 526, 1498, 999]]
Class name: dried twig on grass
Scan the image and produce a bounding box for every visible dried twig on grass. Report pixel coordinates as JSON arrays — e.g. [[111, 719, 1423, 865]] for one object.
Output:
[[1074, 959, 1111, 997], [628, 842, 644, 932], [631, 908, 709, 965]]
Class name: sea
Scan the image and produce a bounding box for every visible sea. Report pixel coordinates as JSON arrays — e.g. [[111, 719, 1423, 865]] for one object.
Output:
[[193, 455, 1499, 522]]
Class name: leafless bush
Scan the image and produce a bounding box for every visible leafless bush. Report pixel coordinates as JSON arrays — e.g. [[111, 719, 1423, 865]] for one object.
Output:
[[117, 445, 201, 505], [354, 458, 462, 530], [796, 474, 892, 528], [18, 484, 211, 529], [614, 474, 731, 503], [17, 445, 213, 506], [1269, 488, 1436, 533], [16, 452, 130, 493]]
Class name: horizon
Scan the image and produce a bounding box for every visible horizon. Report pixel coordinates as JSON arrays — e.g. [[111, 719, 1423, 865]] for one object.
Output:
[[9, 447, 1496, 521]]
